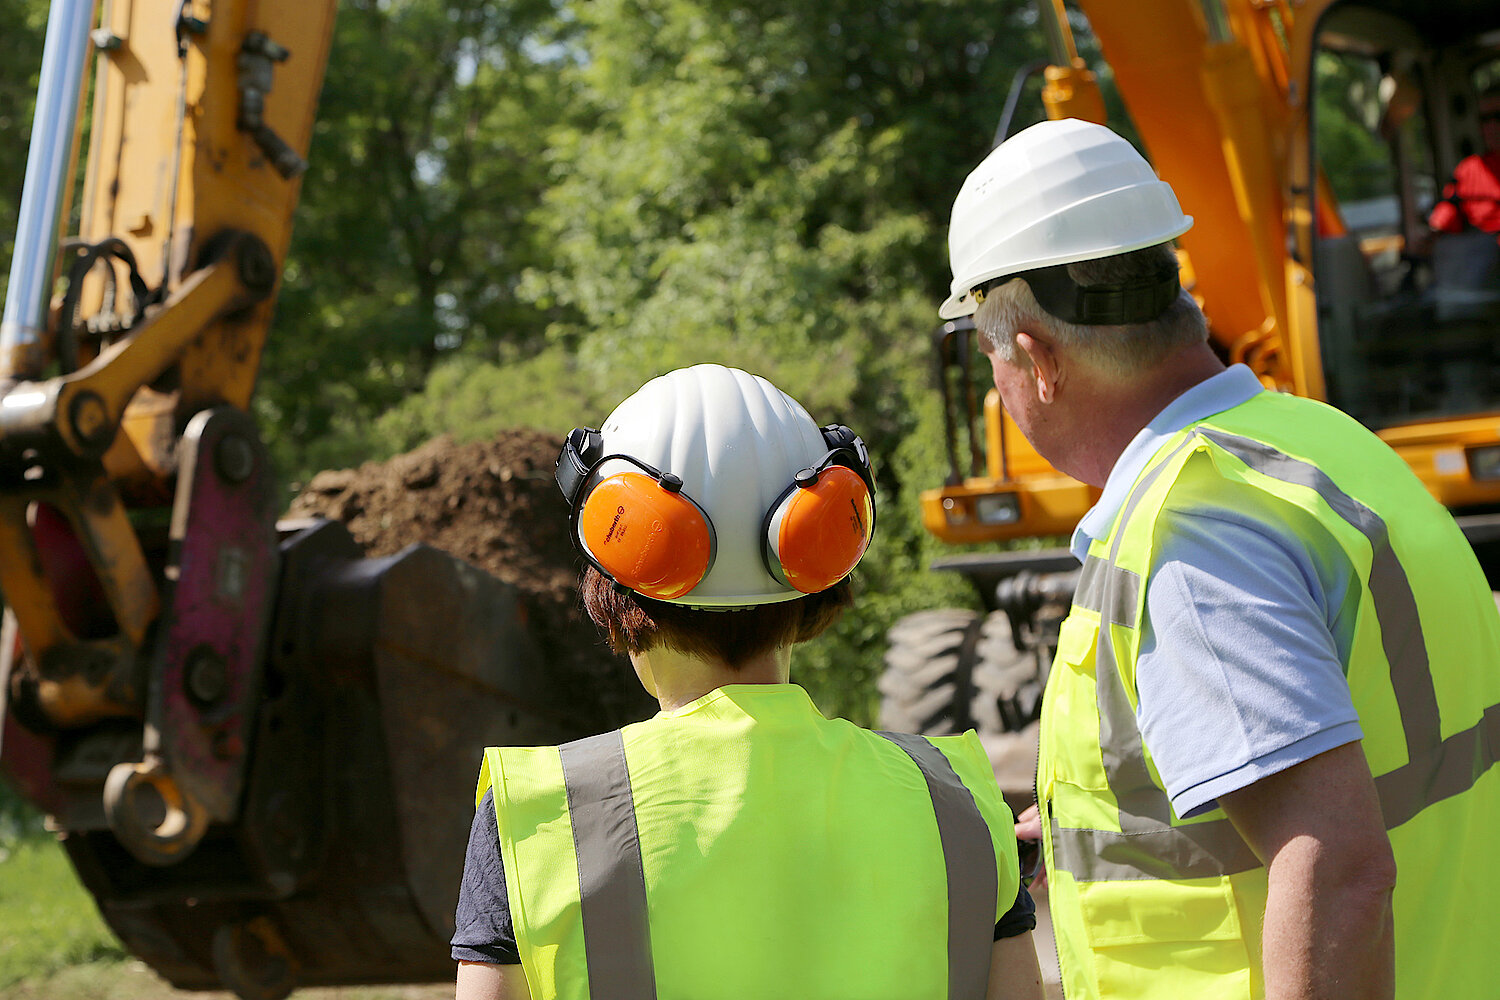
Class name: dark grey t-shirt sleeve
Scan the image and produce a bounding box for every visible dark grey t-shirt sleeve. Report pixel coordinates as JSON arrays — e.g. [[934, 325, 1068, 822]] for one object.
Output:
[[451, 788, 520, 965]]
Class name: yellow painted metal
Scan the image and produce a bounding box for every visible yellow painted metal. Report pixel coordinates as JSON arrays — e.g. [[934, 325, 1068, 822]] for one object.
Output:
[[1042, 61, 1107, 125], [0, 497, 74, 670], [77, 0, 337, 467], [984, 389, 1059, 482], [921, 386, 1100, 546], [1064, 0, 1296, 389], [1379, 417, 1500, 510], [921, 477, 1100, 545], [1036, 0, 1107, 126], [0, 488, 148, 726], [53, 251, 258, 456], [1282, 259, 1326, 402], [0, 0, 337, 728], [55, 474, 159, 651]]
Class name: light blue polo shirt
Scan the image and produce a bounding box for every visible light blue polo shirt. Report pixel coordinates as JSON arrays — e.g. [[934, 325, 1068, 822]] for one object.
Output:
[[1072, 365, 1363, 819]]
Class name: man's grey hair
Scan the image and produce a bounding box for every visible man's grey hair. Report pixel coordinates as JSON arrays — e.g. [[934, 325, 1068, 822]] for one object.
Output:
[[972, 242, 1208, 379]]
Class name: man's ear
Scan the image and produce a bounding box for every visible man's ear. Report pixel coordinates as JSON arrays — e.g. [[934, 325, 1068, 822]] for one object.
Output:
[[1015, 331, 1061, 404]]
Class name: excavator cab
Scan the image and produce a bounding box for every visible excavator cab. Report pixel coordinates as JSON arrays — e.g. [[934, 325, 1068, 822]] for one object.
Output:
[[1310, 1, 1500, 431]]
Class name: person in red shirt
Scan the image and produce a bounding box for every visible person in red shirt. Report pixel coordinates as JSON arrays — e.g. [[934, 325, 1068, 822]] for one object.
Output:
[[1428, 88, 1500, 234]]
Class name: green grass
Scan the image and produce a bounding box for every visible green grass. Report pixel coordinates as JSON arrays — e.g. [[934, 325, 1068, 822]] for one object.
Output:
[[0, 835, 127, 988], [0, 807, 450, 998], [0, 790, 451, 998]]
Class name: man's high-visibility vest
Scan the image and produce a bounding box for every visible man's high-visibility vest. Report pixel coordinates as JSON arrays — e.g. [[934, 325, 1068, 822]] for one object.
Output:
[[1039, 389, 1500, 999], [479, 683, 1021, 1000]]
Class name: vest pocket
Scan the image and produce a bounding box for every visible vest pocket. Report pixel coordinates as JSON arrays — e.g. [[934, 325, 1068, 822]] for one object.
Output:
[[1077, 876, 1253, 997], [1044, 615, 1109, 792]]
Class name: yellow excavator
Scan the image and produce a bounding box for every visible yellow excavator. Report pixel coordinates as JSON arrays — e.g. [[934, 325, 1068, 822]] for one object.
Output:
[[882, 0, 1500, 759], [0, 0, 644, 996]]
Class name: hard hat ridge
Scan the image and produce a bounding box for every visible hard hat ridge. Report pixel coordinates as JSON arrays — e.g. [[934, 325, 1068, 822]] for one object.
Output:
[[941, 118, 1193, 320]]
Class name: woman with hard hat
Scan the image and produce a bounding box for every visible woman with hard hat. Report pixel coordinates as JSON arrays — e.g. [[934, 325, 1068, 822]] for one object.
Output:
[[452, 364, 1041, 1000]]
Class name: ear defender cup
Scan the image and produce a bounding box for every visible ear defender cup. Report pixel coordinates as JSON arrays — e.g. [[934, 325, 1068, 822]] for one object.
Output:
[[763, 465, 874, 594], [577, 471, 714, 600]]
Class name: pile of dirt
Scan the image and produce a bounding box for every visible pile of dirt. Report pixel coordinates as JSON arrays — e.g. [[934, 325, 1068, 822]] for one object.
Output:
[[286, 429, 650, 727]]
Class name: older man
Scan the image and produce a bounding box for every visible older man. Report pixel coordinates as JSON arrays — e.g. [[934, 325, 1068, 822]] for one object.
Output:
[[943, 118, 1500, 1000]]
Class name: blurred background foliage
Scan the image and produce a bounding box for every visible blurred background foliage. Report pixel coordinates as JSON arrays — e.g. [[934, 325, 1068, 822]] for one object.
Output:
[[0, 0, 1119, 723]]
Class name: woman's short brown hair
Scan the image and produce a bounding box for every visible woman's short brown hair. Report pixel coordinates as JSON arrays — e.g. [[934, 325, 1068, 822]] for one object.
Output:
[[580, 567, 852, 669]]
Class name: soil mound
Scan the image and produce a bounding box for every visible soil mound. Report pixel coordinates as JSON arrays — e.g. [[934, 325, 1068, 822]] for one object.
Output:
[[286, 429, 649, 726]]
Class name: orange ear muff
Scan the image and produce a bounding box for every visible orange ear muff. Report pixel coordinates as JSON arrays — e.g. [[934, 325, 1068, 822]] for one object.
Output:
[[578, 471, 714, 601], [764, 465, 874, 594]]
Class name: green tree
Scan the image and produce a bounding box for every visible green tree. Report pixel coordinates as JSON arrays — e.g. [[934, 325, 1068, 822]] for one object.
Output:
[[373, 0, 1053, 719], [258, 0, 580, 483], [1314, 49, 1397, 205]]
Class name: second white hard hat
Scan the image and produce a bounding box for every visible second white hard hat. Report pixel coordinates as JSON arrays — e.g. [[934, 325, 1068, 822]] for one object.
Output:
[[940, 118, 1192, 319]]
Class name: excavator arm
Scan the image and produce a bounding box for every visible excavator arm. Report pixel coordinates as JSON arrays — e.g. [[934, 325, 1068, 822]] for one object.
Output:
[[0, 0, 336, 847], [0, 1, 642, 996]]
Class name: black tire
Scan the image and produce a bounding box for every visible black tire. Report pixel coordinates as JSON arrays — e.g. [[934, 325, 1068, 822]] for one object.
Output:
[[971, 611, 1047, 735], [878, 608, 1045, 737], [878, 609, 984, 735]]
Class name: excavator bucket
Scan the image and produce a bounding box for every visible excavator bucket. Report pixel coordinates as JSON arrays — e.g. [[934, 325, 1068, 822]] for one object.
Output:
[[30, 516, 643, 999]]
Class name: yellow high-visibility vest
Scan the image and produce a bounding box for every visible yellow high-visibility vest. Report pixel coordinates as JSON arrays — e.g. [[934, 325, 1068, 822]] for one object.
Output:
[[479, 683, 1021, 1000], [1039, 389, 1500, 999]]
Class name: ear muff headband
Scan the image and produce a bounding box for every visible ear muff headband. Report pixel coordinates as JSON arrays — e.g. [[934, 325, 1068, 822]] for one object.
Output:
[[577, 470, 714, 601]]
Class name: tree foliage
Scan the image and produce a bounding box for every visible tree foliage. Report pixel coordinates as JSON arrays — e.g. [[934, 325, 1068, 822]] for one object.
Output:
[[366, 0, 1053, 718], [1313, 49, 1400, 205], [260, 0, 580, 478]]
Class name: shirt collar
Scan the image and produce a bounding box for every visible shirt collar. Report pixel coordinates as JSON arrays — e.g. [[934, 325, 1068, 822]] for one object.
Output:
[[657, 682, 820, 720], [1070, 364, 1264, 562]]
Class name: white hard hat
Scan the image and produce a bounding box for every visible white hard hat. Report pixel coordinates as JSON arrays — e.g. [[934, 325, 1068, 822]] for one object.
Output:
[[940, 118, 1192, 319], [555, 364, 875, 607]]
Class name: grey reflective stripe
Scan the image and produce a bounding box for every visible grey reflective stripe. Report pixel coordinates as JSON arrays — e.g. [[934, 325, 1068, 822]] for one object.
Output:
[[878, 731, 996, 1000], [1198, 429, 1500, 831], [1052, 814, 1263, 882], [1058, 698, 1500, 882], [1051, 431, 1264, 882], [1074, 555, 1140, 628], [1054, 430, 1266, 881], [558, 731, 657, 1000], [1097, 436, 1201, 837], [1376, 700, 1500, 828]]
